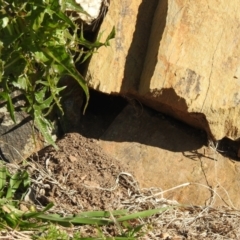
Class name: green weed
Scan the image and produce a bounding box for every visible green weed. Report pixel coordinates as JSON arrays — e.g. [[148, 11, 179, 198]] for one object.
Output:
[[0, 163, 167, 239], [0, 0, 115, 146]]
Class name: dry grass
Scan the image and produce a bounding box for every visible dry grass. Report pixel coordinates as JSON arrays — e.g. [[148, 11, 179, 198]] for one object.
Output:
[[24, 159, 240, 239], [1, 140, 240, 239]]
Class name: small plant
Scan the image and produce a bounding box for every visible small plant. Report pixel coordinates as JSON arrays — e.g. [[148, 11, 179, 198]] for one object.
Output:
[[0, 163, 166, 238], [0, 0, 115, 146]]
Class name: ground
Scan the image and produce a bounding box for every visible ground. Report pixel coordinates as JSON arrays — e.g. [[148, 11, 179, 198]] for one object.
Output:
[[29, 132, 134, 212], [25, 132, 240, 239]]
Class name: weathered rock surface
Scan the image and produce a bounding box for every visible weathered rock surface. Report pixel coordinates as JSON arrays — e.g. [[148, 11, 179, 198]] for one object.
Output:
[[99, 105, 240, 208], [87, 0, 159, 93], [87, 0, 240, 141], [0, 108, 43, 162]]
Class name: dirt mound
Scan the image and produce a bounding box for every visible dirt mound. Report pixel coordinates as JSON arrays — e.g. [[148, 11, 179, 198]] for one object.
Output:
[[28, 133, 136, 212]]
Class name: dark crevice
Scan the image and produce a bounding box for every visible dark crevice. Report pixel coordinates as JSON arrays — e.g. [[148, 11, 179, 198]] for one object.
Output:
[[77, 89, 128, 139], [74, 89, 240, 161]]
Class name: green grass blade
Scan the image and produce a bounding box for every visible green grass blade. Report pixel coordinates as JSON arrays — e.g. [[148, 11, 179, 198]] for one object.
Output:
[[76, 210, 127, 218], [23, 202, 54, 219], [77, 238, 135, 240], [0, 166, 7, 197], [116, 208, 169, 222], [36, 214, 111, 226]]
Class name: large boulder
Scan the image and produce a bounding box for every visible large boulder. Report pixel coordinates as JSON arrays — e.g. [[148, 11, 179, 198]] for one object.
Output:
[[99, 104, 240, 208], [87, 0, 159, 93], [87, 0, 240, 141]]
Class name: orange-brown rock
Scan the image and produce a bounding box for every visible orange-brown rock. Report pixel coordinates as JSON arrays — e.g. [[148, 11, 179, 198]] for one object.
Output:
[[99, 105, 240, 208], [87, 0, 240, 140]]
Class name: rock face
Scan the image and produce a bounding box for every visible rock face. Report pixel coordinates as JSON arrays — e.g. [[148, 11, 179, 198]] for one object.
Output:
[[87, 0, 240, 141], [87, 0, 159, 93], [0, 109, 44, 162], [99, 104, 240, 208]]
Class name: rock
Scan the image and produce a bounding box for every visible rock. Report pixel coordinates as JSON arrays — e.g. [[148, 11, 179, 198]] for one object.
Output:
[[87, 0, 240, 141], [0, 108, 43, 162], [87, 0, 159, 92], [75, 0, 108, 24], [99, 104, 240, 208], [57, 76, 84, 133]]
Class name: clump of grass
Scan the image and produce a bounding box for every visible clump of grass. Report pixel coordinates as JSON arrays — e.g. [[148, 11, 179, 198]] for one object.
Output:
[[0, 162, 168, 239], [1, 160, 240, 239]]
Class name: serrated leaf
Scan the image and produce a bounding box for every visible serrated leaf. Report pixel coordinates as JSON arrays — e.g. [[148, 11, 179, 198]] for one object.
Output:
[[34, 110, 57, 148], [35, 87, 47, 103], [0, 0, 115, 149], [105, 26, 116, 46], [59, 0, 90, 16], [31, 7, 46, 31], [41, 46, 89, 112], [12, 75, 28, 90]]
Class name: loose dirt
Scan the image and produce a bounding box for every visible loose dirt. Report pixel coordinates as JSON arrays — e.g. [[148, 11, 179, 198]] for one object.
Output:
[[29, 132, 137, 212]]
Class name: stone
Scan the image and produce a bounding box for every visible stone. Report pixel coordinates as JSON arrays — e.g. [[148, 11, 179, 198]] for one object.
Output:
[[139, 0, 240, 141], [86, 0, 159, 93], [62, 0, 108, 25], [87, 0, 240, 141], [99, 105, 240, 208], [0, 109, 43, 162], [57, 76, 84, 133]]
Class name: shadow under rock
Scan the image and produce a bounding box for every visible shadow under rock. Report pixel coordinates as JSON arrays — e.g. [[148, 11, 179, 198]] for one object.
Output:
[[99, 104, 208, 152]]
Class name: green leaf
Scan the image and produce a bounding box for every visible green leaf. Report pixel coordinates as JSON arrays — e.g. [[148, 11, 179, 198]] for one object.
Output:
[[104, 26, 116, 46], [6, 170, 29, 199], [0, 92, 16, 123], [12, 75, 28, 90], [32, 7, 46, 31], [0, 0, 115, 148], [117, 208, 169, 222], [41, 46, 89, 112], [0, 166, 7, 197], [1, 17, 9, 28], [36, 214, 111, 226], [75, 210, 128, 218], [23, 202, 54, 219], [35, 86, 47, 103], [59, 0, 90, 16], [33, 110, 57, 148]]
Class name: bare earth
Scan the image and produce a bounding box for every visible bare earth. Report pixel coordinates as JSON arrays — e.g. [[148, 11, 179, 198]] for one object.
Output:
[[26, 132, 240, 239], [29, 132, 135, 212]]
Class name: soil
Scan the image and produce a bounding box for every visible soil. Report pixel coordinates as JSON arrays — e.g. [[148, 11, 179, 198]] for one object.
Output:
[[26, 132, 240, 239], [29, 132, 137, 212]]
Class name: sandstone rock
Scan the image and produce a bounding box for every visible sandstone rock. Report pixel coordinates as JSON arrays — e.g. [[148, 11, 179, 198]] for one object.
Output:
[[87, 0, 240, 141], [139, 0, 240, 140], [87, 0, 159, 92], [99, 105, 240, 208]]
